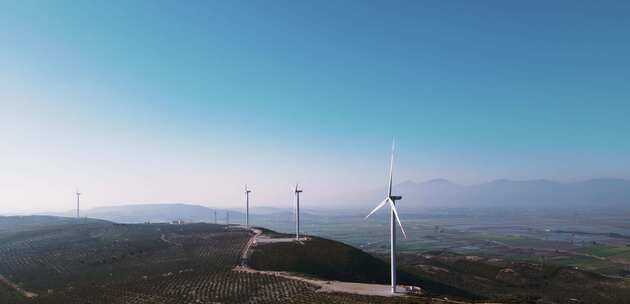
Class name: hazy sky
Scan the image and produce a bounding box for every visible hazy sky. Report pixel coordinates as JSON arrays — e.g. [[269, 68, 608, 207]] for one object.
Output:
[[1, 1, 629, 213]]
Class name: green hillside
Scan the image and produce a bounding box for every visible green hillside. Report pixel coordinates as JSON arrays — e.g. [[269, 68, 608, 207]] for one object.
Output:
[[249, 235, 481, 299]]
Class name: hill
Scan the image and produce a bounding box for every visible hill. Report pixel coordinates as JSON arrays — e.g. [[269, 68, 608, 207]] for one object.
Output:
[[0, 215, 110, 232], [0, 216, 440, 304], [248, 233, 481, 299]]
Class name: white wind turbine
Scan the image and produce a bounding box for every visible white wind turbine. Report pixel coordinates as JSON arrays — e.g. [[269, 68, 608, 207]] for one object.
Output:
[[365, 139, 407, 293], [294, 184, 303, 240], [245, 185, 252, 227], [75, 189, 81, 219]]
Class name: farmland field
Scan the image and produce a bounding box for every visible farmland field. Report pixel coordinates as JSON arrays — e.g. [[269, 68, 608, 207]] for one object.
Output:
[[396, 250, 630, 304], [253, 208, 630, 277]]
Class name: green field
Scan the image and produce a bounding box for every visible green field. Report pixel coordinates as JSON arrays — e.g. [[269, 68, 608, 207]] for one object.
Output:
[[578, 244, 630, 258]]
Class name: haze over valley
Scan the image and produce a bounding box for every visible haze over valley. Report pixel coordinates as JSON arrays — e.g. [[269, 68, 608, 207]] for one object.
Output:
[[2, 1, 630, 303]]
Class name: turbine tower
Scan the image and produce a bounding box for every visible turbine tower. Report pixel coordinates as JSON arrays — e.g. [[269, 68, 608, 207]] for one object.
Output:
[[294, 184, 303, 240], [214, 210, 217, 224], [226, 211, 230, 225], [75, 189, 81, 218], [245, 185, 252, 227], [365, 139, 407, 293]]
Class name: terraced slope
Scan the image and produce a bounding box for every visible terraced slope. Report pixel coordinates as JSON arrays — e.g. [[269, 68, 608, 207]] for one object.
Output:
[[0, 217, 441, 304]]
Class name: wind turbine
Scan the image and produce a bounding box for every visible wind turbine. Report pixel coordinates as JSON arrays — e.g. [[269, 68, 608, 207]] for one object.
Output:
[[294, 184, 303, 240], [75, 189, 81, 218], [245, 185, 252, 227], [214, 210, 217, 224], [365, 139, 407, 293]]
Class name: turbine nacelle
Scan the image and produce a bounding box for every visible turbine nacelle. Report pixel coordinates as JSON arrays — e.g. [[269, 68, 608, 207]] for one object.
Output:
[[365, 196, 407, 240], [294, 184, 303, 194]]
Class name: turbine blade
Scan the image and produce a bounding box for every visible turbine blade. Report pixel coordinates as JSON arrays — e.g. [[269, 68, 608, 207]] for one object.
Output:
[[389, 200, 407, 239], [388, 138, 395, 197], [365, 198, 389, 219]]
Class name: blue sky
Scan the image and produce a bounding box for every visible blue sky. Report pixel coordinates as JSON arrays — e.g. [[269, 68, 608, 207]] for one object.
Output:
[[1, 1, 629, 212]]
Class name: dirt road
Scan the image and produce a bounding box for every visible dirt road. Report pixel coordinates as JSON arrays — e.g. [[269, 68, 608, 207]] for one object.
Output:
[[0, 274, 38, 298], [234, 227, 416, 297]]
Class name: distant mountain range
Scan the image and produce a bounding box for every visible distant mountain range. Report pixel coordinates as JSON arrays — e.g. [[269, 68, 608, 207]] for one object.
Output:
[[46, 204, 315, 224], [351, 178, 630, 211], [38, 178, 630, 223], [46, 203, 242, 224]]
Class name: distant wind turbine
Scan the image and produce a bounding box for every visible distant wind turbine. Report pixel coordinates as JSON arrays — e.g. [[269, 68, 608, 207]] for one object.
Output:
[[294, 184, 303, 240], [75, 189, 81, 218], [245, 185, 252, 227], [214, 210, 217, 224], [365, 139, 407, 294]]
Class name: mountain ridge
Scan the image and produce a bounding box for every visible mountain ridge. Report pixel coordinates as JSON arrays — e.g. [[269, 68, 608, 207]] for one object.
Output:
[[361, 178, 630, 211], [31, 178, 630, 221]]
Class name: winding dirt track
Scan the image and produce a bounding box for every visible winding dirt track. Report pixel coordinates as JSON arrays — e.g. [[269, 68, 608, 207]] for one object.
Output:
[[0, 274, 38, 298], [240, 228, 262, 263], [234, 227, 414, 297], [233, 227, 508, 303]]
